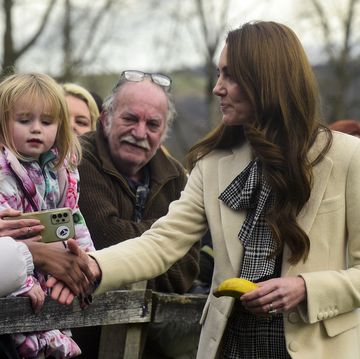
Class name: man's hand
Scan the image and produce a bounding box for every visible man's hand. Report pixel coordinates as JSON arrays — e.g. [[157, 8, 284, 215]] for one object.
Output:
[[26, 239, 94, 296]]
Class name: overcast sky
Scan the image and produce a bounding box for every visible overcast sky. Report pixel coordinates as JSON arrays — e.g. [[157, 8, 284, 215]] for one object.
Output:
[[102, 0, 327, 71], [10, 0, 334, 75]]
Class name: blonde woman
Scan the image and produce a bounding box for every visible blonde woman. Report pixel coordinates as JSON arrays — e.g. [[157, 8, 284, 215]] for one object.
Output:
[[63, 83, 100, 136]]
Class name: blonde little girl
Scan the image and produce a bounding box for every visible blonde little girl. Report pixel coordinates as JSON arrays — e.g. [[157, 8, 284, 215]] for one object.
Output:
[[0, 73, 95, 359]]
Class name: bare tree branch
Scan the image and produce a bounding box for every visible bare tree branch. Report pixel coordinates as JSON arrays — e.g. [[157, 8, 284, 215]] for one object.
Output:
[[2, 0, 57, 73], [75, 0, 115, 64], [306, 0, 360, 120], [59, 0, 121, 81], [15, 0, 57, 59], [308, 0, 335, 61]]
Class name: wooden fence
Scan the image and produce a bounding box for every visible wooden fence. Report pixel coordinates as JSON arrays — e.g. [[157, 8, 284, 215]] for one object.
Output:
[[0, 289, 207, 359]]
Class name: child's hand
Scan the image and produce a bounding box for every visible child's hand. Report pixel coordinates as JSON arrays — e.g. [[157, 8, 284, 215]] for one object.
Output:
[[47, 277, 92, 309], [22, 282, 46, 312], [47, 277, 75, 305]]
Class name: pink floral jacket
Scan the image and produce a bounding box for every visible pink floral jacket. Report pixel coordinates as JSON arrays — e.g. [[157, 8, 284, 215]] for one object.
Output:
[[0, 146, 95, 252], [0, 145, 95, 358]]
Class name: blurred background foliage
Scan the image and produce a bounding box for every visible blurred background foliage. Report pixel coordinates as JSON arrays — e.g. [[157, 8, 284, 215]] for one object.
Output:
[[1, 0, 360, 162]]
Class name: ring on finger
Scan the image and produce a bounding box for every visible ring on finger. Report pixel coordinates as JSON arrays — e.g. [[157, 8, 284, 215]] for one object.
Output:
[[27, 227, 31, 234], [268, 302, 277, 315]]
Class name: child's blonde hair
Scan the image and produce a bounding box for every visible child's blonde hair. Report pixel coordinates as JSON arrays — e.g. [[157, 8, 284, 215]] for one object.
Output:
[[63, 83, 100, 131], [0, 73, 81, 168]]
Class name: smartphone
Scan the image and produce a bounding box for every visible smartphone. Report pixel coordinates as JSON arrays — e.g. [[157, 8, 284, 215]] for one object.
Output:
[[5, 208, 75, 243]]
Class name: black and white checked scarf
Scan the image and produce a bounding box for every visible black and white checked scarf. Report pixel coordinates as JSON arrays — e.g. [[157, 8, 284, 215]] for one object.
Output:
[[219, 160, 290, 359], [219, 159, 277, 281]]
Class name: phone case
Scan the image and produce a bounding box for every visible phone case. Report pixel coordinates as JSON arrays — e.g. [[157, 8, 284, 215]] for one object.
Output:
[[5, 208, 75, 243]]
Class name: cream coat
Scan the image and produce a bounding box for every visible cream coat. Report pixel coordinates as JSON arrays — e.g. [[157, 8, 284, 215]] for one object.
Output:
[[92, 131, 360, 359]]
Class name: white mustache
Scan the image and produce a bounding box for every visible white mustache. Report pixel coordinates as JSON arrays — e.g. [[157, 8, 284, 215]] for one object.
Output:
[[121, 135, 150, 150]]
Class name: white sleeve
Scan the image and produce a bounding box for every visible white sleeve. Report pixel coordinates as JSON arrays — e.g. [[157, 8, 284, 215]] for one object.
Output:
[[0, 237, 34, 296]]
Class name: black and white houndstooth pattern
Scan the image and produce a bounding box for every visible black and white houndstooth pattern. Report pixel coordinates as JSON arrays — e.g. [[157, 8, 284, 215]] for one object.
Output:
[[218, 159, 290, 359], [220, 302, 290, 359], [219, 159, 277, 281]]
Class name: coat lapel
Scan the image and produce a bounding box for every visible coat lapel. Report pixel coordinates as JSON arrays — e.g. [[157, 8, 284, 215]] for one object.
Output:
[[297, 156, 333, 233], [282, 142, 334, 275], [218, 144, 253, 275]]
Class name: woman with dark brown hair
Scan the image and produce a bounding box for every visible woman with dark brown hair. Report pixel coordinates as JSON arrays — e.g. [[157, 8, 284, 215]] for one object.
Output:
[[51, 21, 360, 358]]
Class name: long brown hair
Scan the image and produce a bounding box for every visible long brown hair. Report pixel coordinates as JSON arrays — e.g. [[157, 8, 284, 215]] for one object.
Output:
[[187, 21, 332, 264]]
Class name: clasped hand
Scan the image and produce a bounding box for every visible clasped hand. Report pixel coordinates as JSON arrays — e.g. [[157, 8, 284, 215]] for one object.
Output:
[[45, 239, 96, 307], [1, 208, 95, 305]]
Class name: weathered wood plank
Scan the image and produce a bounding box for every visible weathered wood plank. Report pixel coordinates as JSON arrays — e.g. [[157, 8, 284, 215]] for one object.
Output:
[[122, 323, 147, 359], [151, 292, 207, 324], [0, 290, 152, 334], [0, 290, 207, 359], [98, 323, 127, 359], [97, 282, 149, 359]]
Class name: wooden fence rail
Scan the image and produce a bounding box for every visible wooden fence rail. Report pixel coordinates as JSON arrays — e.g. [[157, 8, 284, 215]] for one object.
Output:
[[0, 290, 207, 359]]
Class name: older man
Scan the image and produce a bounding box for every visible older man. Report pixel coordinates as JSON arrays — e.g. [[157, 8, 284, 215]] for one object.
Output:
[[74, 70, 200, 358]]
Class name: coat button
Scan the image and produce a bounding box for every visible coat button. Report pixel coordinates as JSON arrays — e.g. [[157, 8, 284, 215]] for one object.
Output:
[[328, 310, 334, 318], [317, 312, 324, 320], [289, 341, 300, 352], [288, 311, 300, 323]]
